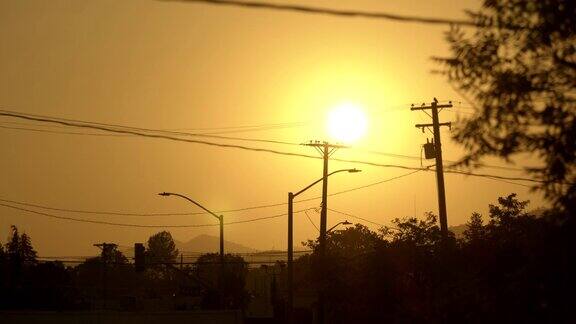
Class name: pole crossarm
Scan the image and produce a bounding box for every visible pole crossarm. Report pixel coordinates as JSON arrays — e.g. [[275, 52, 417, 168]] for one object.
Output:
[[410, 103, 453, 110], [302, 140, 348, 150], [415, 122, 451, 128]]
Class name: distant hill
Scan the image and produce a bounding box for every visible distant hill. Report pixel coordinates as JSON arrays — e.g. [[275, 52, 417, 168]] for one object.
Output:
[[175, 234, 258, 254], [449, 224, 467, 238]]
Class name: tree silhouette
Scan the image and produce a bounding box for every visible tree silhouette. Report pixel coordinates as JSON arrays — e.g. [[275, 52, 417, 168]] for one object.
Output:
[[7, 225, 20, 263], [488, 193, 530, 226], [146, 231, 179, 265], [462, 212, 486, 243], [73, 246, 133, 309], [19, 233, 37, 265], [195, 253, 249, 309], [5, 225, 37, 283], [383, 212, 444, 249], [435, 0, 576, 211]]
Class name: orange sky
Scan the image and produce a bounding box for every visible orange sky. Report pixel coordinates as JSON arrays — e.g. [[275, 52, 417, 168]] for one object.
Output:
[[0, 0, 544, 256]]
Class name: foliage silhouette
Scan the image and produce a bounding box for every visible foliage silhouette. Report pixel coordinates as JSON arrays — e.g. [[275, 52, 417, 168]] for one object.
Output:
[[435, 0, 576, 211], [195, 253, 249, 310], [146, 230, 179, 264], [293, 194, 574, 323], [1, 196, 574, 322]]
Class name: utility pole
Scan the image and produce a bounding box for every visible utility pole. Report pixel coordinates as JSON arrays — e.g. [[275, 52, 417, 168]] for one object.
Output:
[[93, 242, 117, 309], [411, 98, 452, 241], [287, 192, 294, 324], [303, 140, 345, 324], [287, 168, 359, 324], [303, 141, 345, 257]]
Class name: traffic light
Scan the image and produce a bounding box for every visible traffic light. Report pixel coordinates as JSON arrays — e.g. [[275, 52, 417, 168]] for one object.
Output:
[[134, 243, 145, 272]]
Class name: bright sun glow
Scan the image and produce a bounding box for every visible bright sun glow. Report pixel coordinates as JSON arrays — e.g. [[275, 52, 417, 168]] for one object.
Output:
[[327, 102, 368, 143]]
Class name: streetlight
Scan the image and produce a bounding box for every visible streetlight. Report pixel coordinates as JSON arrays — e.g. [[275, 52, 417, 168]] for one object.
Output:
[[327, 220, 352, 233], [287, 168, 361, 324], [158, 192, 224, 264]]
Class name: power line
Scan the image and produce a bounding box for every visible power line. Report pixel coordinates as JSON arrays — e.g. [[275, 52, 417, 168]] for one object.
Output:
[[304, 209, 320, 232], [0, 166, 531, 233], [327, 208, 384, 227], [0, 169, 422, 219], [0, 116, 308, 136], [0, 110, 553, 184], [332, 157, 545, 184], [192, 122, 308, 135], [327, 169, 423, 196], [162, 0, 478, 27], [348, 148, 524, 172], [167, 121, 307, 132], [0, 197, 284, 217], [0, 125, 128, 137], [0, 109, 300, 146], [0, 202, 313, 228], [0, 120, 534, 175], [442, 168, 543, 184], [0, 122, 305, 137], [1, 119, 523, 173], [0, 109, 318, 158]]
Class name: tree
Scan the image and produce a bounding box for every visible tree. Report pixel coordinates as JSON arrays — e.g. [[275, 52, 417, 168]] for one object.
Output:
[[98, 244, 127, 266], [19, 233, 37, 265], [463, 212, 487, 243], [301, 224, 399, 323], [383, 212, 444, 250], [6, 225, 37, 267], [435, 0, 576, 211], [0, 242, 6, 294], [74, 246, 132, 308], [146, 231, 179, 265], [195, 253, 249, 309], [304, 223, 381, 255], [7, 225, 20, 261], [488, 193, 530, 226]]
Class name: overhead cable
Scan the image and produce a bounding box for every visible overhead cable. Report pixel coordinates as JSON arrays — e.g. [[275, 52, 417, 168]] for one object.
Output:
[[1, 119, 524, 173], [0, 110, 550, 184], [0, 169, 423, 218], [0, 110, 317, 158], [327, 208, 384, 227], [161, 0, 479, 27], [0, 202, 311, 228]]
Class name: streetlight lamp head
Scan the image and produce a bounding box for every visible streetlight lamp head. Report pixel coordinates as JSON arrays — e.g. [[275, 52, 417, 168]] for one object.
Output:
[[342, 220, 353, 226], [158, 192, 170, 196], [348, 168, 362, 173]]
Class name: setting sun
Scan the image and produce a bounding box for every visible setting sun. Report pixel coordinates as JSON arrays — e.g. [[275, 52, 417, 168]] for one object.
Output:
[[327, 102, 368, 143]]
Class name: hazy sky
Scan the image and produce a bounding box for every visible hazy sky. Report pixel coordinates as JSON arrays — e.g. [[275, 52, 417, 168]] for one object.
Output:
[[0, 0, 543, 256]]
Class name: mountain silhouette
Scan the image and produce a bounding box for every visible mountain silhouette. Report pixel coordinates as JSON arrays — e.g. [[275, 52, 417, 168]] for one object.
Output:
[[175, 234, 259, 254]]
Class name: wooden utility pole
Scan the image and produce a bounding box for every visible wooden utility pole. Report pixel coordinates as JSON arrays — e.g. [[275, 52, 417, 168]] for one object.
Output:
[[411, 98, 452, 240], [287, 167, 358, 324], [93, 242, 118, 309], [303, 141, 345, 324], [287, 192, 294, 324]]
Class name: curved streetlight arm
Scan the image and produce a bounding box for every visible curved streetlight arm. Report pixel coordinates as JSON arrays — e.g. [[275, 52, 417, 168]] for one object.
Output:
[[293, 168, 361, 198], [158, 192, 221, 221], [327, 220, 352, 233]]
